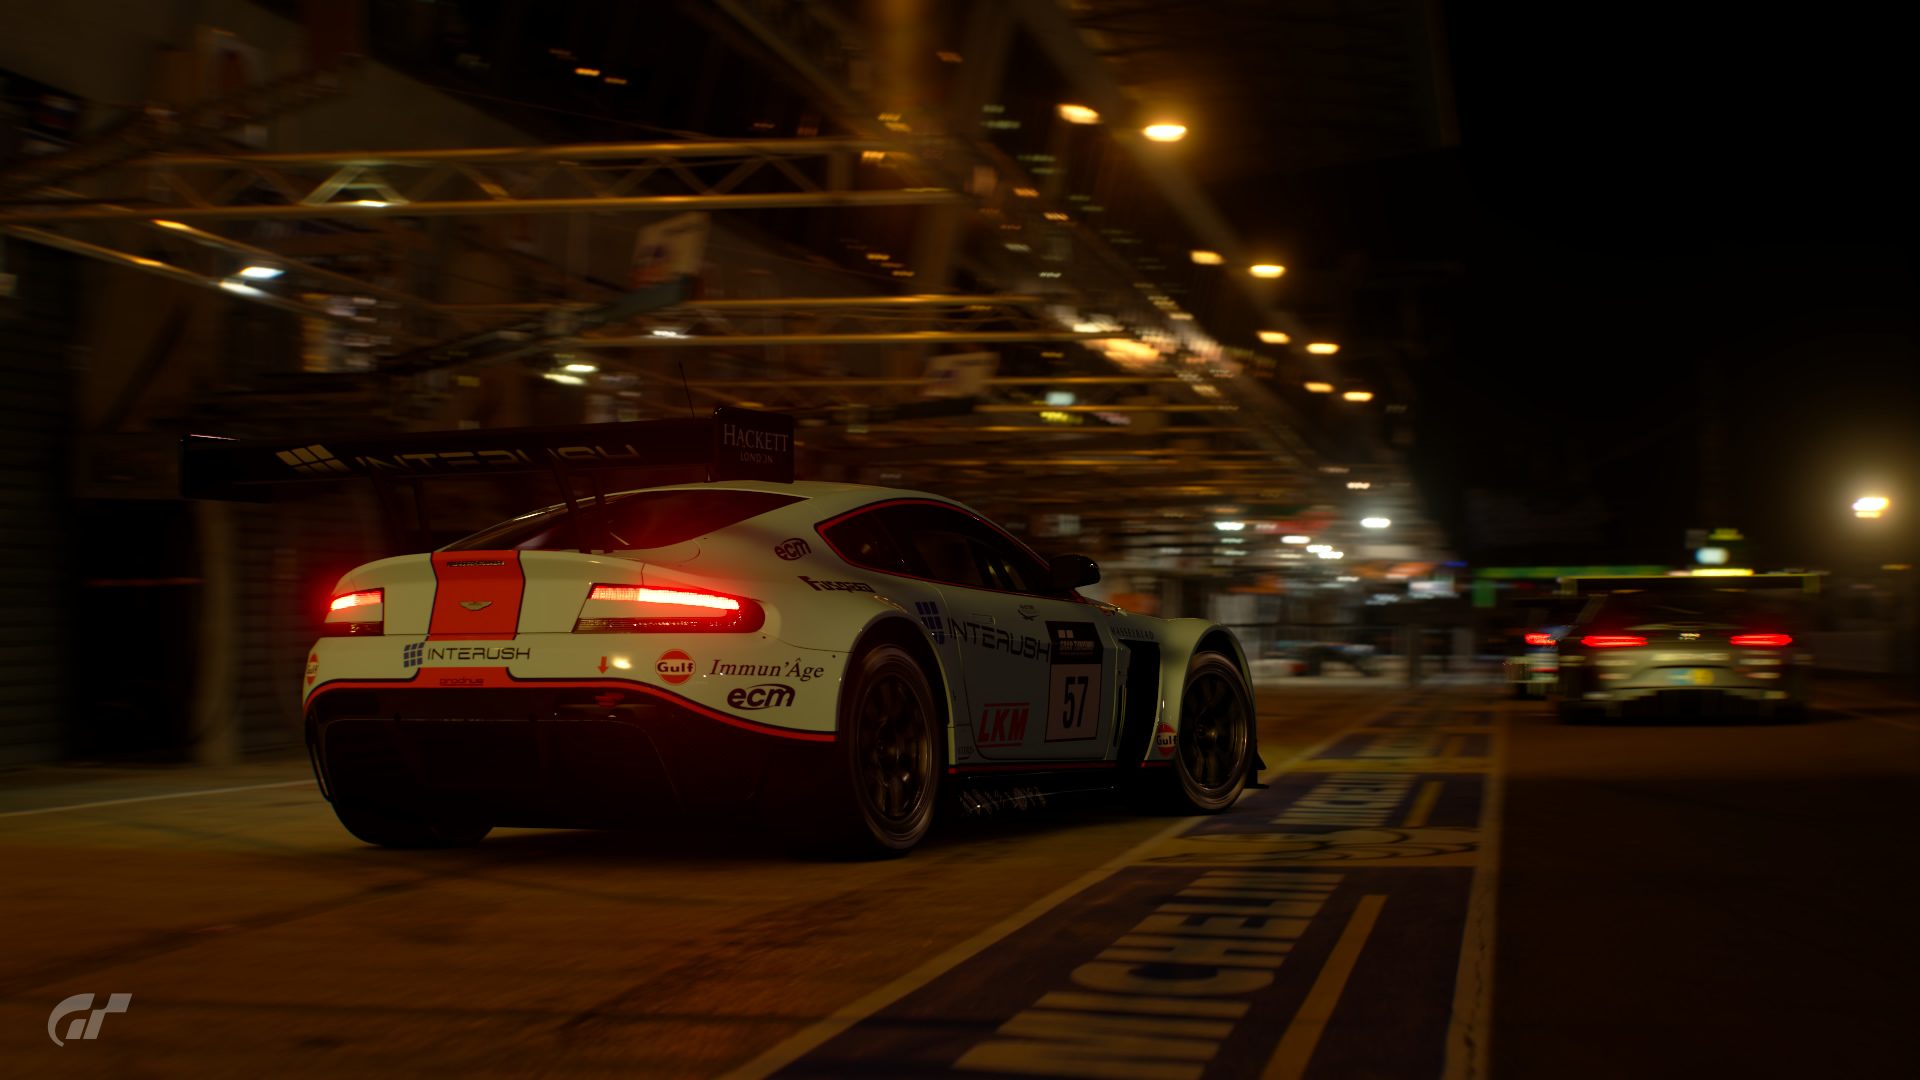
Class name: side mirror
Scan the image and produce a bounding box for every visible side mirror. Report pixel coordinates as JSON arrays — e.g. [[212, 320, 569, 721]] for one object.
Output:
[[1048, 553, 1101, 591]]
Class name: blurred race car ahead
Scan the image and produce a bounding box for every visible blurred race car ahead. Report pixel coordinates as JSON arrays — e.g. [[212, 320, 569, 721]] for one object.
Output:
[[184, 411, 1258, 856], [1500, 596, 1584, 698], [1551, 574, 1815, 722]]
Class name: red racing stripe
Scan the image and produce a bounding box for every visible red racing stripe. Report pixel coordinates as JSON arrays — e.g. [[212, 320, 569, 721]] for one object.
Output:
[[429, 551, 525, 639]]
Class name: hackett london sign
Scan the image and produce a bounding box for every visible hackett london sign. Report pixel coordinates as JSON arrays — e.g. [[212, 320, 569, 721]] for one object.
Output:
[[709, 407, 796, 482]]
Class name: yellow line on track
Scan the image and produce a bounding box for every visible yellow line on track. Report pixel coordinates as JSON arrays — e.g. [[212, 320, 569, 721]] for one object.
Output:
[[1403, 779, 1444, 827], [1442, 707, 1508, 1080], [1261, 893, 1389, 1080]]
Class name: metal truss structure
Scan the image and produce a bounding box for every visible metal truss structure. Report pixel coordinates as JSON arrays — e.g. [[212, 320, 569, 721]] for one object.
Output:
[[0, 6, 1437, 562], [0, 138, 965, 224]]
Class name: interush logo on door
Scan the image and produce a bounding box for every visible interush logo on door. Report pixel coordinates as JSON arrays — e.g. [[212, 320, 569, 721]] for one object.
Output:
[[655, 650, 696, 684]]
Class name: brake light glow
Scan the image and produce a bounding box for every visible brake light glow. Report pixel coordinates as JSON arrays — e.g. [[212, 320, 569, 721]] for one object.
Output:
[[1524, 632, 1555, 646], [321, 588, 383, 636], [1730, 633, 1792, 647], [1581, 635, 1646, 648], [330, 589, 383, 612], [588, 585, 741, 611], [576, 583, 764, 634]]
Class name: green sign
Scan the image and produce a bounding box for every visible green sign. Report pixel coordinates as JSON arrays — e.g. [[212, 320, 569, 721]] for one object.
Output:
[[1475, 565, 1669, 580]]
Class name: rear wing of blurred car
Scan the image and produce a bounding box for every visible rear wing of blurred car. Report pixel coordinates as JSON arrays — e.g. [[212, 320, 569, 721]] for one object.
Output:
[[1558, 572, 1824, 598], [180, 407, 794, 500]]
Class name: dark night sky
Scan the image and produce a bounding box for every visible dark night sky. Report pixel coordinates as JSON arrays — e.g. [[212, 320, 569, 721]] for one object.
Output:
[[1401, 7, 1920, 567]]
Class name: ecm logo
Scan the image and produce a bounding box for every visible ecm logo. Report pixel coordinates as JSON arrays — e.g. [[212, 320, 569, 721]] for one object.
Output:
[[726, 683, 795, 710], [48, 993, 131, 1046]]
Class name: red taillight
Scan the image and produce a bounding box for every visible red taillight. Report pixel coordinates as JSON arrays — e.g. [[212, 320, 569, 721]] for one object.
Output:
[[576, 583, 764, 633], [1581, 635, 1646, 648], [1524, 632, 1555, 646], [1730, 633, 1792, 647], [588, 585, 741, 611], [330, 589, 382, 612], [321, 588, 383, 637]]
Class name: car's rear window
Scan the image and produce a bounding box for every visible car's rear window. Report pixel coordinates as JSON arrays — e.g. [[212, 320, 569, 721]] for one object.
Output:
[[445, 489, 803, 551], [1589, 590, 1805, 628]]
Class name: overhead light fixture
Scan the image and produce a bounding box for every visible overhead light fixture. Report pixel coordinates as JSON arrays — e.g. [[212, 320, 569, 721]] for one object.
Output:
[[542, 372, 587, 386], [152, 219, 192, 231], [1342, 390, 1375, 402], [1318, 550, 1345, 560], [562, 362, 599, 374], [1258, 330, 1290, 344], [1190, 250, 1224, 265], [574, 67, 601, 77], [1044, 390, 1075, 406], [1142, 123, 1187, 142], [1304, 381, 1333, 393], [1249, 264, 1286, 279], [237, 265, 284, 280], [1282, 535, 1310, 544], [1347, 481, 1371, 490], [1361, 517, 1391, 529], [1013, 186, 1039, 198], [1306, 544, 1330, 553], [1059, 104, 1101, 124], [217, 278, 266, 298], [1854, 495, 1890, 518], [1213, 521, 1246, 532], [350, 199, 391, 208], [1306, 342, 1340, 355]]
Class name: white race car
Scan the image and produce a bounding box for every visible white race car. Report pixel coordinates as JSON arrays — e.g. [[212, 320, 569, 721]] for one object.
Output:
[[187, 412, 1258, 855]]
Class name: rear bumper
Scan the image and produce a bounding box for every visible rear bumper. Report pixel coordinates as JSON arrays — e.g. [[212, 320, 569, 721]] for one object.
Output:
[[305, 681, 836, 829], [1566, 680, 1809, 717]]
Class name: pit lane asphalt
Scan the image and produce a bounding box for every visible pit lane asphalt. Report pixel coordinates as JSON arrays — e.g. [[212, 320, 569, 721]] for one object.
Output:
[[2, 674, 1915, 1078]]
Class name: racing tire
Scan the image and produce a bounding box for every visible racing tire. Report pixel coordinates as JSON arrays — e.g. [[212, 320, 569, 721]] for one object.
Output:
[[1158, 651, 1256, 814], [331, 800, 492, 849], [814, 643, 942, 858]]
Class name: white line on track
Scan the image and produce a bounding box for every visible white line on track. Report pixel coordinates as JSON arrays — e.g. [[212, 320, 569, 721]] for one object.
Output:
[[716, 692, 1416, 1080], [0, 780, 311, 819]]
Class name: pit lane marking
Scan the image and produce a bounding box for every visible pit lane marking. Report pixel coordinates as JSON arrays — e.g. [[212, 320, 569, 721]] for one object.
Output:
[[1442, 707, 1508, 1080], [1262, 894, 1388, 1080], [1403, 781, 1444, 828], [717, 694, 1414, 1080], [0, 780, 311, 818]]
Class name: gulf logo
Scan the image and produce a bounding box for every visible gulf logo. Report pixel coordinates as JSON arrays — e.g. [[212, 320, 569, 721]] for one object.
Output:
[[655, 650, 696, 685]]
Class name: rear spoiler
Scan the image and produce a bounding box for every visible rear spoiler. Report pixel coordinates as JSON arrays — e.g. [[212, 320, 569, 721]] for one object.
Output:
[[1559, 573, 1822, 598], [180, 407, 794, 500]]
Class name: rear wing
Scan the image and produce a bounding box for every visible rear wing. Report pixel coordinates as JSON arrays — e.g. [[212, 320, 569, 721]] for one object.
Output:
[[181, 407, 794, 500], [1558, 573, 1823, 598]]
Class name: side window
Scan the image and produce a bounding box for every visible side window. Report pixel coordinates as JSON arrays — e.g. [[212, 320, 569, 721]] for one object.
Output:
[[872, 504, 1059, 596], [821, 511, 910, 574]]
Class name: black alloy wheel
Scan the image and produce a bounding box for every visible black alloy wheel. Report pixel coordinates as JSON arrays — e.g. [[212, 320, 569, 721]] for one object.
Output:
[[835, 643, 941, 855], [1169, 651, 1255, 813]]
